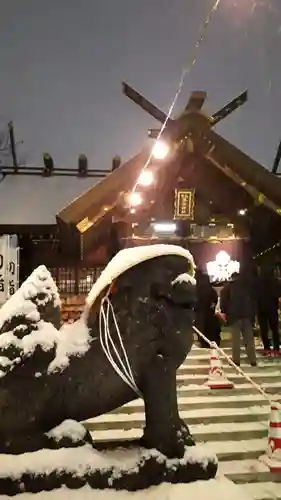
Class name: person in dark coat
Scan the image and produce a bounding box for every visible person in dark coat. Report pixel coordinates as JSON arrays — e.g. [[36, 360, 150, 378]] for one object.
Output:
[[195, 270, 221, 348], [220, 271, 257, 366], [256, 267, 281, 356]]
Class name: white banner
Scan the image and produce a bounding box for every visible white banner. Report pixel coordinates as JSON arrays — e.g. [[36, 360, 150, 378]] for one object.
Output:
[[7, 242, 19, 298], [0, 235, 19, 303], [0, 235, 9, 303]]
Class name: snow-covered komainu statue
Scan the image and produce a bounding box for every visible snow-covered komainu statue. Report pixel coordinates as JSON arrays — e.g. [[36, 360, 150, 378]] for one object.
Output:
[[0, 244, 217, 493]]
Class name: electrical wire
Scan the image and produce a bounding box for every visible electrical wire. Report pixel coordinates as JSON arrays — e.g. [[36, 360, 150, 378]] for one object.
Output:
[[132, 0, 222, 194]]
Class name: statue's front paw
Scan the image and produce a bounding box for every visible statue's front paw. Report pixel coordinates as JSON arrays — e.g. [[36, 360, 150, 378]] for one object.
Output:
[[179, 418, 195, 446], [141, 422, 193, 459], [140, 433, 185, 459]]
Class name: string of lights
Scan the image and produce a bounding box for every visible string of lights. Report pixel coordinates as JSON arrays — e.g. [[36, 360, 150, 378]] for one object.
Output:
[[254, 240, 281, 260], [129, 0, 222, 207]]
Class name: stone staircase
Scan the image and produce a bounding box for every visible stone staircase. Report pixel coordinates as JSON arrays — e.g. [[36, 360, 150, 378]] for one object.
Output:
[[84, 345, 281, 500]]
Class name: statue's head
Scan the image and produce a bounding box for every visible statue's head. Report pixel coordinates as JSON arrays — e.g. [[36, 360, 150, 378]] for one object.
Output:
[[86, 245, 196, 362]]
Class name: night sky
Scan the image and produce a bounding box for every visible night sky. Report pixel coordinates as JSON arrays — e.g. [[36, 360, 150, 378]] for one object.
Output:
[[0, 0, 281, 171]]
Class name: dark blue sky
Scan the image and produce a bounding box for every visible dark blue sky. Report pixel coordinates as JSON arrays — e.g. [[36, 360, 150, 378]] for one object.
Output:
[[0, 0, 281, 170]]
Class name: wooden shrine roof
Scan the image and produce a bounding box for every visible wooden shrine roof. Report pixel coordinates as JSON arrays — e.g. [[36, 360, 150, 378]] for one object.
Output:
[[57, 120, 281, 250]]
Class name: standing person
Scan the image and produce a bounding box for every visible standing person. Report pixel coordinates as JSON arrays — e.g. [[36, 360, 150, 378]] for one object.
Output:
[[220, 271, 257, 366], [256, 267, 281, 356], [195, 270, 221, 347]]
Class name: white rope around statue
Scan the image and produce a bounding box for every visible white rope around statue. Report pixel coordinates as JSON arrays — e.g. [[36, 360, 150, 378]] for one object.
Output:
[[99, 296, 142, 398], [192, 325, 273, 405], [98, 292, 275, 405]]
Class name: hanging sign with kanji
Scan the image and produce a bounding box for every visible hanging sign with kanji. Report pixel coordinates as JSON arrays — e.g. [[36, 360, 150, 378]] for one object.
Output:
[[174, 189, 195, 220]]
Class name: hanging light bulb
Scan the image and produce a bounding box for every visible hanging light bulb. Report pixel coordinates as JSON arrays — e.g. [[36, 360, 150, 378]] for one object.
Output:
[[152, 140, 170, 160], [238, 208, 247, 216], [138, 169, 154, 186], [128, 191, 142, 207]]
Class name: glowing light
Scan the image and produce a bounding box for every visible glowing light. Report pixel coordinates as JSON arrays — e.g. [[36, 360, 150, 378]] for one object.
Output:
[[216, 250, 231, 266], [153, 222, 177, 233], [238, 208, 247, 216], [152, 140, 170, 160], [128, 192, 142, 207], [206, 251, 240, 282], [138, 169, 154, 187]]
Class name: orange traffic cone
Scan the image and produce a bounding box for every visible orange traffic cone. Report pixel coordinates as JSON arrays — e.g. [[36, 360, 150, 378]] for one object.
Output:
[[260, 402, 281, 472], [205, 348, 234, 389]]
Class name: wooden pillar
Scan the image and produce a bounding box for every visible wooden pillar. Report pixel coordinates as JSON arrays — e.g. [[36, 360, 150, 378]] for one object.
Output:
[[19, 234, 34, 283]]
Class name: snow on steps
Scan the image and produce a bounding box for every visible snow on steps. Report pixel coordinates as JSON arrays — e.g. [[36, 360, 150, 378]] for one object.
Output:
[[83, 345, 281, 499], [219, 459, 281, 484], [191, 346, 264, 355], [176, 371, 281, 385], [114, 393, 279, 413], [176, 381, 281, 397], [86, 405, 270, 430], [184, 353, 280, 364], [89, 420, 269, 444], [241, 482, 281, 500], [178, 362, 281, 374], [184, 354, 279, 364], [120, 393, 273, 409], [0, 477, 254, 500]]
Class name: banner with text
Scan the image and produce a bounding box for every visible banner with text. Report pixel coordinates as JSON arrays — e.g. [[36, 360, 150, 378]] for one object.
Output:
[[0, 236, 9, 303], [8, 243, 19, 298], [174, 189, 195, 220], [0, 235, 19, 303]]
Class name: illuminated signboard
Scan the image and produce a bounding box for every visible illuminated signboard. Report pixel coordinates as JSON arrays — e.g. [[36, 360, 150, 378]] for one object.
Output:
[[174, 189, 195, 220]]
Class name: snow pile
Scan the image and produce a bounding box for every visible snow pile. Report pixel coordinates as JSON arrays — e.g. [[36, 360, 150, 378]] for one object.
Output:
[[47, 420, 87, 443], [0, 442, 216, 481], [0, 323, 60, 358], [269, 447, 281, 461], [0, 323, 61, 379], [86, 244, 195, 309], [0, 476, 251, 500], [0, 264, 92, 375], [0, 265, 60, 329], [0, 266, 63, 376], [171, 273, 196, 287], [0, 319, 91, 378], [48, 318, 91, 373], [0, 316, 91, 378]]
